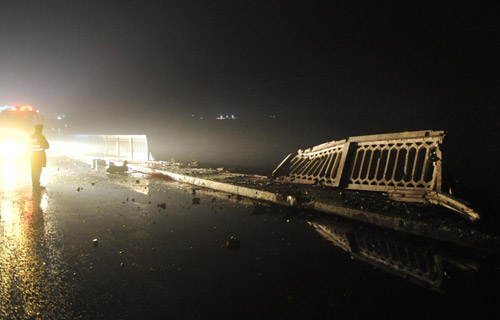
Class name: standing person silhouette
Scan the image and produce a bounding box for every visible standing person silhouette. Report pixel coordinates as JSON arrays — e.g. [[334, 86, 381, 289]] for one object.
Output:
[[29, 124, 49, 190]]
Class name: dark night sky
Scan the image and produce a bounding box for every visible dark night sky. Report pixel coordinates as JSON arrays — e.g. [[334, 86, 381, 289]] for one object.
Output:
[[1, 1, 497, 116], [1, 1, 499, 199]]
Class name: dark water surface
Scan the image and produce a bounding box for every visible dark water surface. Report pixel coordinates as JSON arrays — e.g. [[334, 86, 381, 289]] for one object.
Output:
[[1, 157, 499, 319]]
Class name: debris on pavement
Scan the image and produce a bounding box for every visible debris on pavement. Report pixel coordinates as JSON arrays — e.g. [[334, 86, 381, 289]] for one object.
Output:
[[107, 161, 128, 174], [226, 236, 240, 250], [158, 203, 166, 209]]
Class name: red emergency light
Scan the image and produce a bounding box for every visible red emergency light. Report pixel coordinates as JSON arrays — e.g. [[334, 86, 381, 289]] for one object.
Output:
[[7, 105, 33, 112]]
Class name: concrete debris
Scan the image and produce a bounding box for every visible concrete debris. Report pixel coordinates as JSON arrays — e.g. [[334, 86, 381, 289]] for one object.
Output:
[[158, 203, 166, 209], [226, 236, 240, 249], [107, 161, 128, 173], [188, 159, 199, 167], [92, 159, 107, 169]]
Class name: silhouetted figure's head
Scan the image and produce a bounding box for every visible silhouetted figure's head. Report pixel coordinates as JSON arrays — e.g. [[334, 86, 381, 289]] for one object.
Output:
[[34, 124, 44, 134]]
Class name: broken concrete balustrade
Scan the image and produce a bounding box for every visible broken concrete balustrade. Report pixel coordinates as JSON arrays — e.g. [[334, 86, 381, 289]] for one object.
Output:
[[272, 130, 479, 221]]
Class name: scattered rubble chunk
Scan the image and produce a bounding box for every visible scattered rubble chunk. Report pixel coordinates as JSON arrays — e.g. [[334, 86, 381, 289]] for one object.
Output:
[[226, 236, 240, 250], [158, 203, 166, 209]]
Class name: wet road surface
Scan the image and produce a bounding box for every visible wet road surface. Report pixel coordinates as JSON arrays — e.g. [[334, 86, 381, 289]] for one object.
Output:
[[1, 157, 500, 319]]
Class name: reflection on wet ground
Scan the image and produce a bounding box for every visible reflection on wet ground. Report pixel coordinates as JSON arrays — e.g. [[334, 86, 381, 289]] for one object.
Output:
[[0, 157, 499, 319], [0, 161, 76, 319], [311, 219, 482, 293]]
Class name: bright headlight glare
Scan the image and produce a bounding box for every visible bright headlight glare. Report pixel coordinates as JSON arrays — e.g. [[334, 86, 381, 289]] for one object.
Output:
[[0, 141, 27, 160], [0, 128, 29, 160]]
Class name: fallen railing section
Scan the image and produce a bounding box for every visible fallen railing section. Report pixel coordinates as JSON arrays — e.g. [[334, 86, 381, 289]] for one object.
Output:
[[71, 134, 149, 161], [272, 130, 479, 221]]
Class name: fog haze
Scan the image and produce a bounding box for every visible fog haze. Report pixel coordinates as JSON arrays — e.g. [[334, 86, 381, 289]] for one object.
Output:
[[1, 1, 498, 208]]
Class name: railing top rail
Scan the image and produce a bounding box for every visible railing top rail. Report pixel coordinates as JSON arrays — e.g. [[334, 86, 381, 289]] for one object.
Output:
[[73, 134, 148, 139], [299, 130, 445, 155], [300, 139, 347, 154], [69, 134, 149, 161], [347, 130, 445, 143]]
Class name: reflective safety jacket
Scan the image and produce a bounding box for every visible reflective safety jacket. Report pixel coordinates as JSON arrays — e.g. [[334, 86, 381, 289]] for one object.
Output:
[[29, 133, 49, 167]]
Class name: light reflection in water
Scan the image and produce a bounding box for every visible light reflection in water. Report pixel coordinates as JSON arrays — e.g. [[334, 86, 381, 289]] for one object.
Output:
[[1, 160, 18, 190], [1, 159, 32, 191], [0, 189, 45, 318], [0, 161, 73, 319]]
